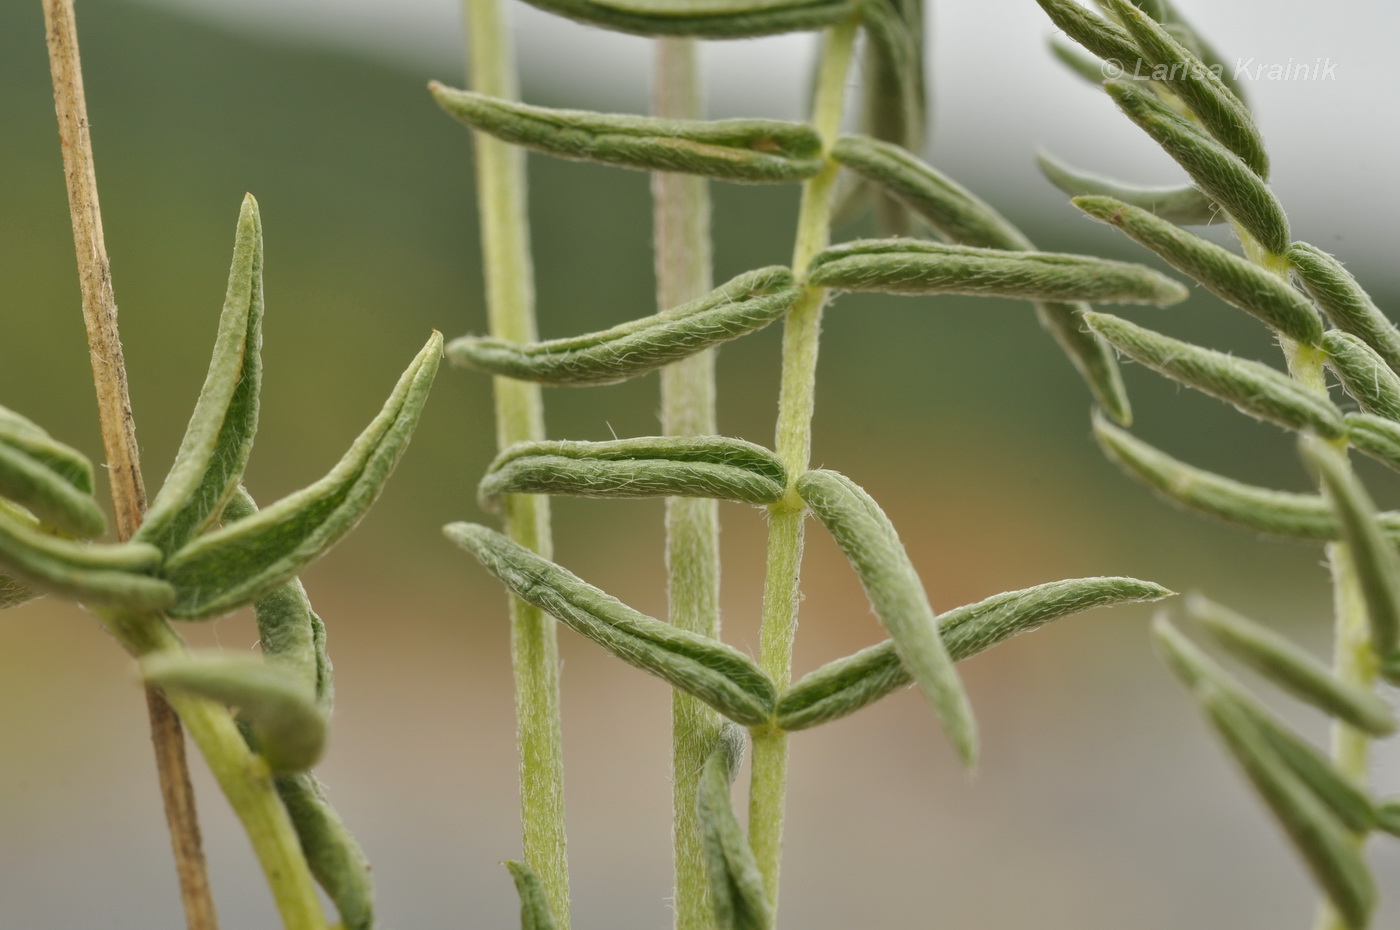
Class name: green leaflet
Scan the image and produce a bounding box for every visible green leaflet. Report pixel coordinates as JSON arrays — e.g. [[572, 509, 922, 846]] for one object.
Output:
[[1154, 618, 1378, 835], [1303, 438, 1400, 656], [1092, 416, 1400, 542], [479, 436, 786, 510], [142, 652, 326, 774], [1289, 243, 1400, 374], [1102, 0, 1268, 178], [0, 408, 105, 538], [1189, 594, 1396, 737], [697, 725, 771, 930], [1085, 313, 1343, 437], [1323, 331, 1400, 421], [431, 85, 823, 183], [858, 0, 925, 229], [1074, 196, 1321, 344], [1345, 413, 1400, 474], [275, 773, 374, 930], [224, 488, 334, 716], [1034, 0, 1139, 65], [0, 506, 172, 609], [448, 267, 798, 386], [1378, 800, 1400, 837], [1049, 37, 1112, 85], [504, 861, 560, 930], [1201, 686, 1376, 929], [807, 239, 1188, 306], [797, 469, 977, 770], [162, 332, 442, 620], [0, 404, 96, 494], [1036, 149, 1223, 226], [832, 135, 1032, 251], [137, 194, 264, 555], [1139, 1, 1249, 99], [1103, 80, 1290, 255], [445, 522, 777, 726], [777, 576, 1171, 731], [515, 0, 856, 38], [830, 137, 1131, 422]]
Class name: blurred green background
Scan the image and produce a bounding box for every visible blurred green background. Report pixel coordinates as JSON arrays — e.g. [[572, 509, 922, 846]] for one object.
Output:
[[2, 0, 1397, 926]]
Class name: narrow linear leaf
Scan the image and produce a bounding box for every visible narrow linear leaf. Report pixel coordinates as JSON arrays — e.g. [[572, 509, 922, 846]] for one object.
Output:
[[0, 403, 95, 494], [1188, 594, 1396, 737], [142, 651, 326, 774], [797, 469, 977, 769], [832, 135, 1031, 251], [1142, 2, 1249, 99], [697, 725, 771, 930], [0, 507, 171, 609], [778, 575, 1171, 731], [1154, 618, 1378, 835], [1034, 0, 1140, 65], [1303, 437, 1400, 656], [479, 436, 786, 510], [1037, 149, 1223, 226], [859, 0, 925, 161], [1323, 331, 1400, 421], [276, 773, 374, 930], [1085, 313, 1342, 437], [808, 239, 1188, 306], [0, 442, 105, 539], [137, 194, 264, 554], [504, 861, 559, 930], [1102, 0, 1267, 177], [448, 267, 798, 386], [1289, 243, 1400, 374], [163, 333, 442, 620], [1200, 684, 1377, 928], [1092, 416, 1367, 541], [431, 85, 822, 183], [445, 523, 777, 726], [1049, 36, 1113, 85], [1074, 196, 1321, 344], [830, 137, 1131, 421], [1345, 413, 1400, 475], [1104, 79, 1290, 255], [516, 0, 857, 38], [1377, 800, 1400, 837]]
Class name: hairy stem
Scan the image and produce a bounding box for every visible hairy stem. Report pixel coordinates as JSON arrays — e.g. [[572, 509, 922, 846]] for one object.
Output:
[[652, 38, 722, 930], [1239, 233, 1377, 930], [462, 0, 570, 924], [43, 3, 216, 927], [749, 17, 858, 916]]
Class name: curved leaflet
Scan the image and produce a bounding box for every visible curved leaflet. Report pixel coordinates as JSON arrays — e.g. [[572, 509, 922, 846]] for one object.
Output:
[[448, 267, 798, 385], [162, 332, 442, 620], [446, 522, 777, 726], [479, 436, 786, 509], [137, 194, 264, 554], [797, 469, 977, 769], [778, 575, 1171, 731]]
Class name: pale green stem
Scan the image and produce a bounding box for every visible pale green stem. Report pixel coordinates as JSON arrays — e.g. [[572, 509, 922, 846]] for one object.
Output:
[[1235, 227, 1377, 930], [100, 610, 327, 930], [462, 0, 569, 924], [651, 38, 723, 930], [749, 17, 858, 916]]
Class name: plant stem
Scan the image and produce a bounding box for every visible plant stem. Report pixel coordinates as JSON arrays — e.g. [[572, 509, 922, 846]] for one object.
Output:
[[749, 17, 858, 915], [41, 3, 218, 926], [651, 38, 722, 930], [45, 4, 329, 927], [462, 0, 570, 924], [1237, 231, 1377, 930]]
